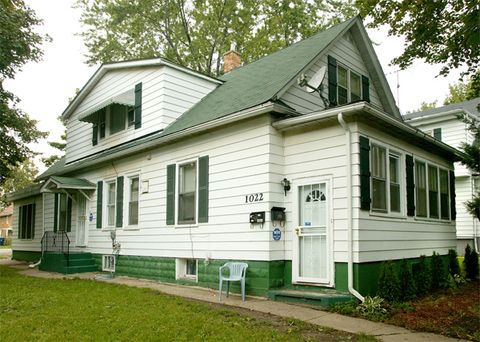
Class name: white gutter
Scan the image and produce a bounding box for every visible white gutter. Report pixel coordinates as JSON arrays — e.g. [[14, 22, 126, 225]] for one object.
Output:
[[273, 102, 462, 159], [337, 113, 364, 302], [58, 102, 296, 175], [403, 108, 474, 125]]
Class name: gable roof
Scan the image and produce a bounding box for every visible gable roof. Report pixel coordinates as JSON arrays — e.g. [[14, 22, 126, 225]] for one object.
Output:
[[404, 97, 480, 121], [162, 16, 400, 136]]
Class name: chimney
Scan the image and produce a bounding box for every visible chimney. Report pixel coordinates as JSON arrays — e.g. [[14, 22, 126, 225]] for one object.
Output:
[[223, 44, 241, 73]]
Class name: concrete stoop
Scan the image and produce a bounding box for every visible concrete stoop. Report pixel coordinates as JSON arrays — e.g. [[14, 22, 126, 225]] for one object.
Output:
[[267, 289, 354, 307]]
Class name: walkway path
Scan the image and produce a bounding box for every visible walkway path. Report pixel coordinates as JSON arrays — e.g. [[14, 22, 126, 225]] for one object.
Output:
[[0, 259, 467, 342]]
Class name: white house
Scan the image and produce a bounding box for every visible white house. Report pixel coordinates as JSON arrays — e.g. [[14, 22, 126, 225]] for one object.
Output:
[[8, 17, 461, 300], [404, 98, 480, 253]]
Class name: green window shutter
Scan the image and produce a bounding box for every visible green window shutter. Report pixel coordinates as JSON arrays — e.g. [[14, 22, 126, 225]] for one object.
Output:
[[54, 194, 59, 232], [31, 203, 36, 239], [361, 75, 370, 102], [116, 176, 124, 228], [18, 206, 23, 239], [66, 197, 72, 232], [328, 56, 337, 107], [198, 156, 209, 223], [449, 170, 456, 220], [92, 123, 98, 146], [97, 181, 103, 229], [406, 155, 415, 216], [433, 128, 442, 140], [134, 82, 142, 129], [166, 164, 176, 225], [359, 136, 371, 211]]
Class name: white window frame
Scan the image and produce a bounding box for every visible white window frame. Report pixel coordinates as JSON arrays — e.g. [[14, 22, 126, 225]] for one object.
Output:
[[336, 63, 363, 105], [98, 105, 134, 141], [414, 157, 451, 222], [126, 174, 140, 228], [175, 158, 199, 226], [104, 179, 117, 229], [175, 258, 198, 282], [56, 193, 69, 232], [369, 140, 405, 217]]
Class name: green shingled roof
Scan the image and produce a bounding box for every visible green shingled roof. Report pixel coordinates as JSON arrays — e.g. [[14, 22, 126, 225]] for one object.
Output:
[[49, 176, 95, 188], [162, 17, 356, 136]]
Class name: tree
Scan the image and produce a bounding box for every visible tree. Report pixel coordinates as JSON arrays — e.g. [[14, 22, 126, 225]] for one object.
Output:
[[76, 0, 356, 76], [0, 159, 38, 208], [42, 116, 66, 167], [0, 0, 49, 185], [357, 1, 479, 78], [444, 70, 480, 105], [406, 101, 437, 114]]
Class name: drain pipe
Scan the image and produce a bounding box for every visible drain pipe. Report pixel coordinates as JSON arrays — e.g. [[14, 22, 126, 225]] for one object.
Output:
[[337, 113, 364, 302]]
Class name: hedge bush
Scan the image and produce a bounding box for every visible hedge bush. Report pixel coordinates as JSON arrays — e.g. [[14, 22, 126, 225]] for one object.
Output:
[[447, 249, 460, 276], [378, 261, 400, 302], [430, 251, 448, 289], [398, 259, 416, 301], [412, 255, 430, 296], [464, 244, 479, 280]]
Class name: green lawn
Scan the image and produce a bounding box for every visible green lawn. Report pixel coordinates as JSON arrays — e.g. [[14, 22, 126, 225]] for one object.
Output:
[[0, 266, 375, 341]]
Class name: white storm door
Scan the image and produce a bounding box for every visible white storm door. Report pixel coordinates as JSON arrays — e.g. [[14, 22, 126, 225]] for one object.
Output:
[[75, 196, 87, 247], [293, 181, 330, 284]]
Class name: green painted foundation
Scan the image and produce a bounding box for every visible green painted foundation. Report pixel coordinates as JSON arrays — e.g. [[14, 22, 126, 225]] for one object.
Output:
[[13, 250, 449, 298]]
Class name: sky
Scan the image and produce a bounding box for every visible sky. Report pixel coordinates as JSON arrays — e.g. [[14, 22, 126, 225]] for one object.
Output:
[[6, 0, 464, 174]]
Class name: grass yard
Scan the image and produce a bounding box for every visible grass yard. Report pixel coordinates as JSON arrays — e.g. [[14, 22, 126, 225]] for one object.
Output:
[[0, 266, 376, 342]]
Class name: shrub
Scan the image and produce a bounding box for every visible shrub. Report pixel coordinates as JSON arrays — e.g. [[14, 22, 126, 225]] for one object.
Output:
[[464, 244, 479, 280], [398, 259, 416, 301], [377, 261, 400, 302], [329, 300, 358, 316], [413, 255, 430, 296], [430, 252, 447, 289], [356, 296, 388, 321], [447, 249, 460, 276], [4, 237, 12, 246]]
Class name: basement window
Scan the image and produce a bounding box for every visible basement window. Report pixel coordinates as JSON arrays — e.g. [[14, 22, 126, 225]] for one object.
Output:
[[176, 258, 198, 281]]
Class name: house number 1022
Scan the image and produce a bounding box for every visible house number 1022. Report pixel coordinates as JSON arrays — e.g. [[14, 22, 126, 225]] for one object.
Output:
[[245, 193, 264, 203]]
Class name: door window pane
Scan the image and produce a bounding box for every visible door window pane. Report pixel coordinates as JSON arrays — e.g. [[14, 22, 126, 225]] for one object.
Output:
[[372, 145, 387, 211], [440, 170, 449, 220], [299, 183, 326, 227], [428, 166, 439, 218], [129, 177, 139, 225], [178, 162, 196, 224], [416, 162, 427, 217], [107, 182, 116, 226]]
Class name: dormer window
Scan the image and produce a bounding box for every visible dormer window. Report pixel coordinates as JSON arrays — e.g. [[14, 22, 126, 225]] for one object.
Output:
[[78, 83, 142, 146], [328, 55, 369, 108]]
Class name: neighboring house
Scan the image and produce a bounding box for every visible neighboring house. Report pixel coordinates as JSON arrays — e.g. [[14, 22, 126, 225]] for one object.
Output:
[[404, 98, 480, 253], [0, 205, 13, 239], [8, 16, 461, 299]]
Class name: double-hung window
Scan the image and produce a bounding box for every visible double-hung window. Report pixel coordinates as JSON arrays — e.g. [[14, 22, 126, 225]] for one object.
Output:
[[337, 65, 363, 105], [18, 203, 35, 239], [178, 162, 197, 224], [107, 181, 116, 227], [414, 159, 450, 220], [371, 144, 402, 214], [128, 176, 139, 226]]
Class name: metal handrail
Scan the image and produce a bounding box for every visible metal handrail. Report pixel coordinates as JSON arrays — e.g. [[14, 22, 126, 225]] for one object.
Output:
[[41, 231, 71, 266]]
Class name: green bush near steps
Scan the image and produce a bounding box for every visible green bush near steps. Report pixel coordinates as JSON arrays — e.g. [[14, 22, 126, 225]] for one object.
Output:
[[464, 244, 479, 280]]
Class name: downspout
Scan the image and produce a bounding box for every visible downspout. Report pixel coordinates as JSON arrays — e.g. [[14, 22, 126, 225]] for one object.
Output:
[[337, 113, 364, 302]]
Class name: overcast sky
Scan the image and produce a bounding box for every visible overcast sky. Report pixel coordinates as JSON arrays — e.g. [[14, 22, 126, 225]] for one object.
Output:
[[5, 0, 463, 173]]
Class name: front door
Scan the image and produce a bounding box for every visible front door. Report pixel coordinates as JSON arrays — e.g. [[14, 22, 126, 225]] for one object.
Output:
[[75, 196, 87, 247], [293, 181, 331, 284]]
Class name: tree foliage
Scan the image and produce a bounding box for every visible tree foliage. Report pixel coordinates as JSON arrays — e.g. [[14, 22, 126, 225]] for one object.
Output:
[[357, 0, 479, 77], [406, 101, 437, 114], [0, 0, 49, 185], [377, 261, 400, 302], [444, 70, 480, 105], [76, 0, 356, 76], [0, 158, 38, 208]]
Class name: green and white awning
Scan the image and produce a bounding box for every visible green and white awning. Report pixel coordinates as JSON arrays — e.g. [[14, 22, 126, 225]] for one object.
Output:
[[41, 176, 96, 201], [78, 90, 134, 123]]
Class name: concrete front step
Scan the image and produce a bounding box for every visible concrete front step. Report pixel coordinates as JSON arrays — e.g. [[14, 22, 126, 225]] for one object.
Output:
[[267, 289, 354, 307]]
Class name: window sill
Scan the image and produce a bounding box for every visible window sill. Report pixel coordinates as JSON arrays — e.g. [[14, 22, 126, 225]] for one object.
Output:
[[123, 225, 140, 231], [369, 212, 406, 220], [413, 217, 453, 224], [101, 227, 116, 231], [177, 275, 198, 282], [174, 224, 199, 229]]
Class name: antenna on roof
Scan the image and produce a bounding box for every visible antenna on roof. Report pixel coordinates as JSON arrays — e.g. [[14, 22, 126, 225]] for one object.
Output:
[[297, 66, 329, 106]]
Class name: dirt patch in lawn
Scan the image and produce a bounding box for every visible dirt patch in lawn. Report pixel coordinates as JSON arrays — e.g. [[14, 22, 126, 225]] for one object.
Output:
[[387, 281, 480, 341]]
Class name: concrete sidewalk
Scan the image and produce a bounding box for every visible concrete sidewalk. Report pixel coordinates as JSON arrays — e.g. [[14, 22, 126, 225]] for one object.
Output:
[[1, 259, 466, 342]]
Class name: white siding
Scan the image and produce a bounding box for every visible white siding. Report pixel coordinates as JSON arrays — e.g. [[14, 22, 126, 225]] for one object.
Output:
[[354, 122, 456, 262], [280, 32, 384, 114], [12, 195, 43, 252], [63, 115, 282, 261], [407, 116, 480, 240], [65, 66, 217, 164]]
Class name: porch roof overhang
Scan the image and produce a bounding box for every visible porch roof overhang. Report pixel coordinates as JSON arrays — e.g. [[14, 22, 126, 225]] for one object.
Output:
[[6, 183, 43, 202], [40, 176, 96, 201], [78, 90, 135, 123], [273, 101, 465, 162]]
